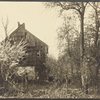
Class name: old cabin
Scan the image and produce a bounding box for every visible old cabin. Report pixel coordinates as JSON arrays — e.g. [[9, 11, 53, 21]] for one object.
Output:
[[8, 22, 48, 80]]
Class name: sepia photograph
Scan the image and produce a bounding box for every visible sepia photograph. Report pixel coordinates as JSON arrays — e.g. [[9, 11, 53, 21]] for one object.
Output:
[[0, 1, 99, 98]]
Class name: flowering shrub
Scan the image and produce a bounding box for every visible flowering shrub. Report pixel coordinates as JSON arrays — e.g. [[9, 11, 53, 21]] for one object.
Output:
[[0, 39, 27, 90]]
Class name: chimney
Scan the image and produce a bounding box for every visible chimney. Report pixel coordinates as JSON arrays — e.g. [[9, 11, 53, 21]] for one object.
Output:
[[18, 22, 20, 27], [17, 22, 25, 29], [22, 23, 25, 29]]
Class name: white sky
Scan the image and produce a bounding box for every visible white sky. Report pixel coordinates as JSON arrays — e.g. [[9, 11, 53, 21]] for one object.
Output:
[[0, 2, 63, 59]]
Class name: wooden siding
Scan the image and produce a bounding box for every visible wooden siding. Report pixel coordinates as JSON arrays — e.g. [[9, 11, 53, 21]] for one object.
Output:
[[9, 23, 48, 68]]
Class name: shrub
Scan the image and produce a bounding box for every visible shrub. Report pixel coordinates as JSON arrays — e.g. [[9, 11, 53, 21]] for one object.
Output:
[[0, 39, 27, 92]]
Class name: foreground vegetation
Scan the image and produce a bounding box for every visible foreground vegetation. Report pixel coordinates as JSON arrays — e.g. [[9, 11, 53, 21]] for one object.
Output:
[[0, 2, 100, 98], [44, 2, 100, 95], [0, 39, 99, 98], [0, 82, 100, 98]]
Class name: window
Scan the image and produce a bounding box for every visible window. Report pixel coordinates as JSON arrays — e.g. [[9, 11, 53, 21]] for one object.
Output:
[[37, 50, 41, 57], [10, 39, 14, 46], [45, 46, 48, 54]]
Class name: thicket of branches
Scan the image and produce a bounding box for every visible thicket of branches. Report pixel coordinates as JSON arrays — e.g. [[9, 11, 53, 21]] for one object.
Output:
[[0, 39, 27, 93], [44, 2, 100, 94]]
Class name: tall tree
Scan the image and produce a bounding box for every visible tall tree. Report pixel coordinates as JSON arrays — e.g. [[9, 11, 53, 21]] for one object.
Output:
[[45, 2, 88, 93], [89, 2, 100, 93], [57, 16, 80, 80]]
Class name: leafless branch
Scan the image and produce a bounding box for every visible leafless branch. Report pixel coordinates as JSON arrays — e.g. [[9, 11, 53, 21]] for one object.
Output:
[[2, 17, 9, 39], [57, 2, 81, 14]]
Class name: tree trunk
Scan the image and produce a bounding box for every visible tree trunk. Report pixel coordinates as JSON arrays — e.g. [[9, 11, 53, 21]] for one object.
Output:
[[94, 8, 100, 94], [79, 3, 88, 94]]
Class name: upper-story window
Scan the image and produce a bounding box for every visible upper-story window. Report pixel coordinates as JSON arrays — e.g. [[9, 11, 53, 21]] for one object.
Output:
[[37, 50, 41, 57], [10, 39, 14, 46], [45, 46, 48, 54], [26, 46, 35, 53]]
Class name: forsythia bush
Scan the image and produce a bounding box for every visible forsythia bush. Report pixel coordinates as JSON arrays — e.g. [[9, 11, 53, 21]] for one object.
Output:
[[0, 39, 27, 87]]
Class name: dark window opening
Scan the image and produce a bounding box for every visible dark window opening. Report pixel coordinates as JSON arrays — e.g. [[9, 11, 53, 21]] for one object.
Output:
[[10, 39, 14, 46]]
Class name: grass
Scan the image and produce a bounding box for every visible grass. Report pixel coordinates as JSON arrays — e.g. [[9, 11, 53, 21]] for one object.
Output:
[[0, 82, 100, 98]]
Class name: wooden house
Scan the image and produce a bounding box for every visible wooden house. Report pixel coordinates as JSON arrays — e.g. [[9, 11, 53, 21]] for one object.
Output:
[[8, 22, 48, 80]]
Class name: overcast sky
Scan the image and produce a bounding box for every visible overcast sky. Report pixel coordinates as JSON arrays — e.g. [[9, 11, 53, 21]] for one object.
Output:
[[0, 2, 63, 59]]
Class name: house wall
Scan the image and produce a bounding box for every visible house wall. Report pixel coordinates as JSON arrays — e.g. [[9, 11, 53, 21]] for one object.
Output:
[[9, 23, 48, 68]]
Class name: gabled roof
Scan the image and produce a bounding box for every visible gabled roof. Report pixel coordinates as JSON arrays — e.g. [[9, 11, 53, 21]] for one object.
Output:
[[25, 29, 48, 47], [9, 22, 48, 48]]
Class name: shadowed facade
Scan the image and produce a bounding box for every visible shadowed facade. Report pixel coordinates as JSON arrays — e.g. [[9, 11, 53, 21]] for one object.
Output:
[[8, 22, 48, 80]]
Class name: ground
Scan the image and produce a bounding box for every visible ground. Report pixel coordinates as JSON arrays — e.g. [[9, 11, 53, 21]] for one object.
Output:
[[0, 82, 100, 98]]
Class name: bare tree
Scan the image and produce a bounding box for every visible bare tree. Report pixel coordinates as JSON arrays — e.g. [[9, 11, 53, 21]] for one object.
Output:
[[45, 2, 88, 93], [2, 17, 9, 42], [89, 2, 100, 93]]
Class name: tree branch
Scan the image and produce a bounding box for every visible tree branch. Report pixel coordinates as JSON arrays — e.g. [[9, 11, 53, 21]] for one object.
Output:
[[57, 2, 81, 14]]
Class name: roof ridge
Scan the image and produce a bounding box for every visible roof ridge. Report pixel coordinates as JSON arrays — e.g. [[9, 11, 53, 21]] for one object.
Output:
[[25, 29, 48, 46]]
